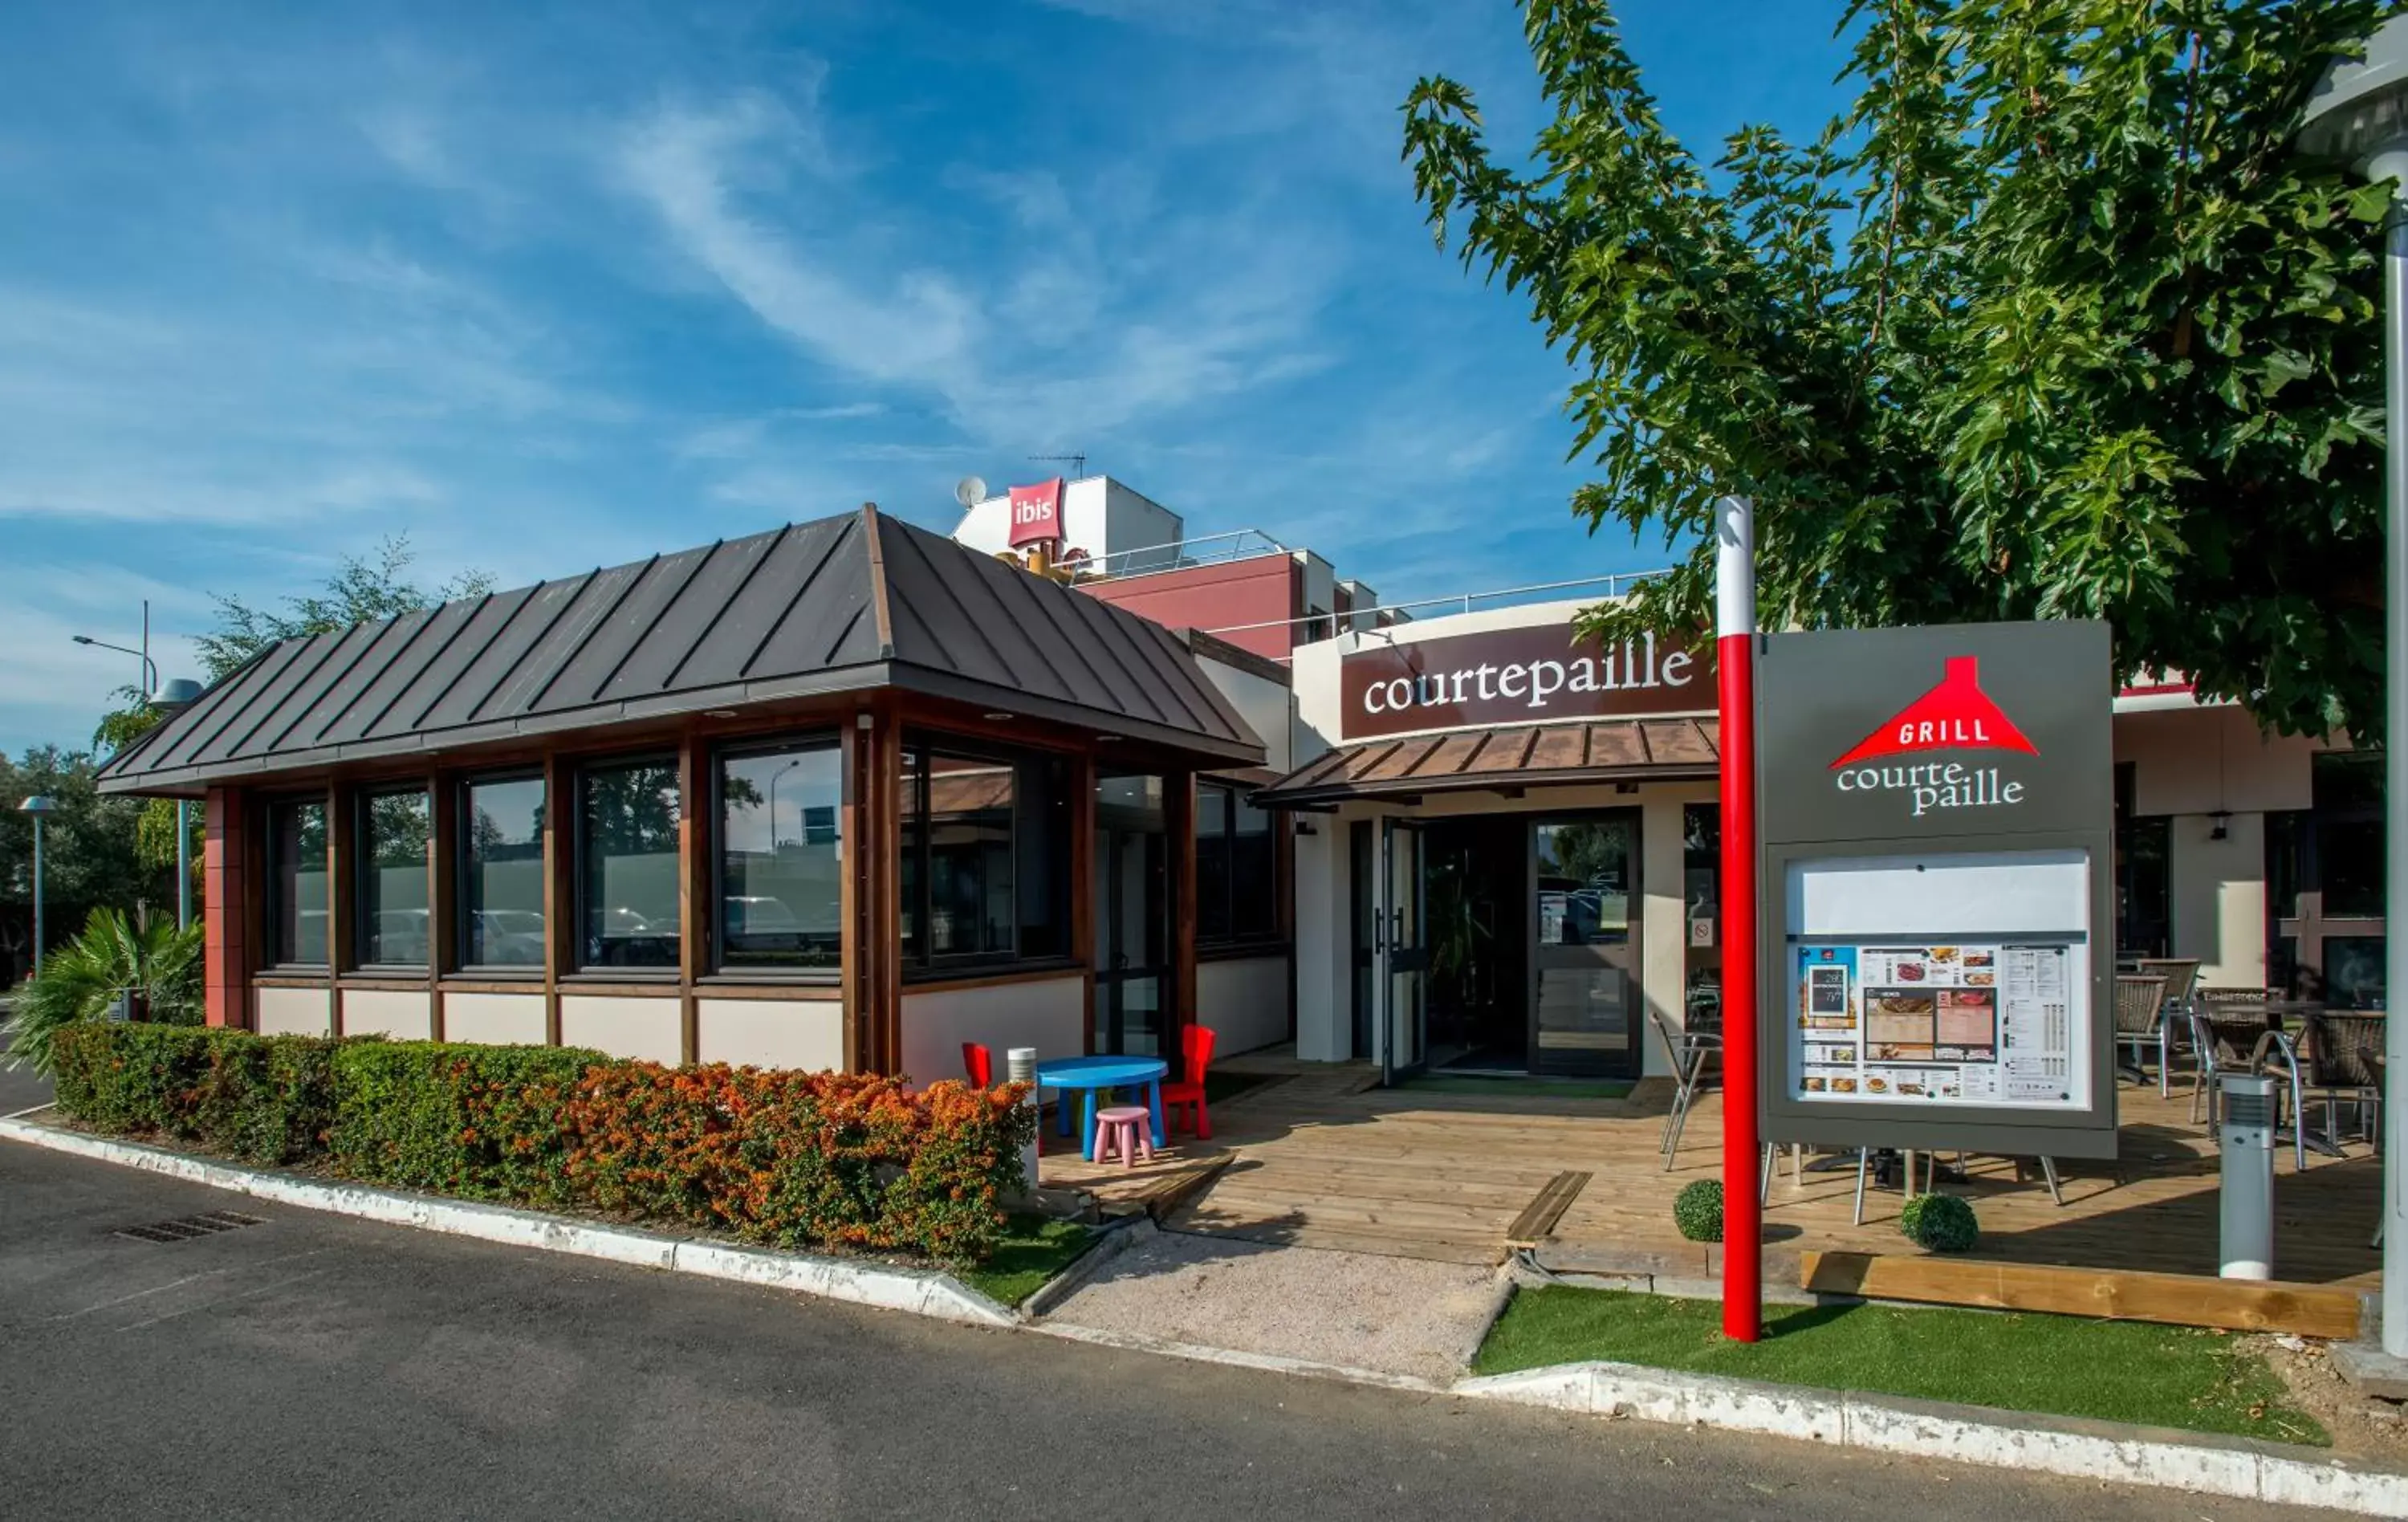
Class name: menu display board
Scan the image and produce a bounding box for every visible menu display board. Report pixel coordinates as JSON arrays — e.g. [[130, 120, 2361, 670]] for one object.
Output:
[[1755, 621, 2115, 1160], [1790, 939, 2082, 1109]]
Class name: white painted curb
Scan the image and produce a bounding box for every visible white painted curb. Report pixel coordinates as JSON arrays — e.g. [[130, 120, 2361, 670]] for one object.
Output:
[[1458, 1361, 2408, 1517], [0, 1116, 1015, 1329]]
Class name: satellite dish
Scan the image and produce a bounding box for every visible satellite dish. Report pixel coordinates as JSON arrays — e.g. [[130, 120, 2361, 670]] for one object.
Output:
[[954, 475, 989, 509]]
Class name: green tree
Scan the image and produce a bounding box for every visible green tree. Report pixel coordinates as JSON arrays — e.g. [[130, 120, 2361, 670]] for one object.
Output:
[[1403, 0, 2402, 739], [91, 535, 496, 883], [0, 748, 170, 983]]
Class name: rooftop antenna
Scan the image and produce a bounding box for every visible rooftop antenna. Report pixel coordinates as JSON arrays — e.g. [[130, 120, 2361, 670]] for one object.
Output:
[[954, 475, 989, 511], [1028, 452, 1087, 478]]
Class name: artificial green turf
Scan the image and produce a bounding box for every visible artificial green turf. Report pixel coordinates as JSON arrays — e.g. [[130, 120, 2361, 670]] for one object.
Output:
[[956, 1216, 1099, 1308], [1475, 1285, 2327, 1447], [1401, 1074, 1634, 1100]]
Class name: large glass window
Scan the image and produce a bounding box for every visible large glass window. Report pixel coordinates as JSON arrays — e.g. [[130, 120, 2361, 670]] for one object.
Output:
[[718, 741, 842, 971], [1196, 779, 1280, 948], [462, 775, 546, 970], [900, 738, 1072, 970], [578, 758, 681, 970], [357, 787, 430, 967], [266, 796, 329, 967]]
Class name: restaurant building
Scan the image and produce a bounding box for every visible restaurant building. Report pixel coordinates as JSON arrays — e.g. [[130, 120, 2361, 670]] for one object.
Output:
[[1251, 597, 2379, 1085], [97, 476, 2382, 1092], [96, 505, 1297, 1080]]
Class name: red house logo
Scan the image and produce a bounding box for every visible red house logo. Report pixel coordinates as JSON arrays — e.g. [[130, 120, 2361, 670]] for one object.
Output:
[[1830, 657, 2036, 768]]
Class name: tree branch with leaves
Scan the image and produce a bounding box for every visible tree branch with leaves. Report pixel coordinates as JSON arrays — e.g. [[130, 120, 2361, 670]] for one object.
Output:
[[1404, 0, 2401, 738]]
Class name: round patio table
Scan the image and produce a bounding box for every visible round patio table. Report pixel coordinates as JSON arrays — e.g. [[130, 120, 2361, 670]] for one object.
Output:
[[1035, 1055, 1168, 1162]]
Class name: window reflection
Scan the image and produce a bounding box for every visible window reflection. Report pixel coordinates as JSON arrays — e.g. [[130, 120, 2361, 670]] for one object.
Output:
[[579, 759, 681, 969], [718, 744, 842, 970], [464, 776, 545, 968]]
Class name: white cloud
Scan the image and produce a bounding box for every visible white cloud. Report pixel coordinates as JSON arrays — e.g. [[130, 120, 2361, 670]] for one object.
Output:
[[616, 91, 1336, 448]]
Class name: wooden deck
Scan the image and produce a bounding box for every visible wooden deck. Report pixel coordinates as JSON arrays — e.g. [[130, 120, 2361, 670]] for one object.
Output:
[[1156, 1057, 2384, 1312]]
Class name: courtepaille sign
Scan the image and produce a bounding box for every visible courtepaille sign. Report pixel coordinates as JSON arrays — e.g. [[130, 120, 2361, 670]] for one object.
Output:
[[1340, 624, 1710, 740]]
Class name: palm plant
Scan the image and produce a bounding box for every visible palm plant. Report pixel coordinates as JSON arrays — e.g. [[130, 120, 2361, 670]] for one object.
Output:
[[5, 909, 203, 1078]]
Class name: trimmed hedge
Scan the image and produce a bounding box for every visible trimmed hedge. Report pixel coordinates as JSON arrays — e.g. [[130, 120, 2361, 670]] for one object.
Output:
[[1672, 1178, 1724, 1243], [47, 1023, 1035, 1263], [1900, 1192, 1981, 1253]]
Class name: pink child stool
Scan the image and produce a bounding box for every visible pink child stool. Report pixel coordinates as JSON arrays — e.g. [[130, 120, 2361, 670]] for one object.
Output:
[[1092, 1105, 1154, 1169]]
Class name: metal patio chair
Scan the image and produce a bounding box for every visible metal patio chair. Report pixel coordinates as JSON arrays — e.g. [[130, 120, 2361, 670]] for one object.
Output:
[[2298, 1011, 2384, 1150], [1649, 1005, 1719, 1170], [2111, 975, 2169, 1090], [2129, 958, 2201, 1097], [2188, 1001, 2308, 1171]]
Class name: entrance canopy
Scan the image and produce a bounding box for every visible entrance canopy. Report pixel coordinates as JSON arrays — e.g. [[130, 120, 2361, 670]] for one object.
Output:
[[1252, 716, 1719, 808], [99, 505, 1263, 796]]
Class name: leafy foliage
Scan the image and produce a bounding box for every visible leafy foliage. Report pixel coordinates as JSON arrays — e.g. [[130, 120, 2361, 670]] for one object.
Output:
[[1403, 0, 2404, 738], [47, 1024, 1039, 1265], [1673, 1176, 1724, 1242], [1899, 1190, 1982, 1252], [193, 535, 496, 684], [4, 908, 199, 1076], [0, 751, 173, 983]]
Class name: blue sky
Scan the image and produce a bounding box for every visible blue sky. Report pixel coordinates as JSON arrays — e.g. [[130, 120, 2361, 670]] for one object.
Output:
[[0, 1, 1854, 754]]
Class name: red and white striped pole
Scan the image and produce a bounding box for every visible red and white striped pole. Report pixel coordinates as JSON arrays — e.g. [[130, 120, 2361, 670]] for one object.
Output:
[[1715, 494, 1762, 1343]]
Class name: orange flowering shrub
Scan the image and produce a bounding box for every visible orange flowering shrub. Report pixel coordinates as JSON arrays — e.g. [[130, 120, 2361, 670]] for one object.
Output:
[[52, 1023, 1035, 1266], [559, 1064, 1034, 1262]]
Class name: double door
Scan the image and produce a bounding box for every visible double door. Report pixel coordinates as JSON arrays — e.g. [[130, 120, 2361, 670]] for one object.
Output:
[[1368, 811, 1643, 1081]]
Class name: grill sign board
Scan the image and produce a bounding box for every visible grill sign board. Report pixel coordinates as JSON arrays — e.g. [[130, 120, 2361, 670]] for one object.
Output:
[[1755, 620, 2117, 1161], [1340, 624, 1710, 740]]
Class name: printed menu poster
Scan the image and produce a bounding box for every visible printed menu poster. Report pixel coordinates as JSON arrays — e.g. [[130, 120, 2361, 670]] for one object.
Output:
[[1790, 940, 2081, 1109]]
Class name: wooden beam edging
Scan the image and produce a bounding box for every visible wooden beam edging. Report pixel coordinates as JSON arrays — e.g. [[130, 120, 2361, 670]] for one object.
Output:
[[1799, 1250, 2366, 1341]]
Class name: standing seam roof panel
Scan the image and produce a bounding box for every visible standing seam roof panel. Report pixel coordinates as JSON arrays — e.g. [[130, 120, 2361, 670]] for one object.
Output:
[[132, 648, 272, 771], [594, 534, 769, 701], [537, 545, 716, 710], [295, 608, 440, 749], [97, 506, 1264, 791], [208, 632, 359, 764], [1041, 583, 1186, 730], [151, 639, 314, 771], [734, 518, 880, 679], [879, 526, 1029, 693], [414, 575, 598, 732], [497, 557, 658, 718], [372, 586, 539, 740], [663, 524, 815, 690], [250, 621, 412, 759]]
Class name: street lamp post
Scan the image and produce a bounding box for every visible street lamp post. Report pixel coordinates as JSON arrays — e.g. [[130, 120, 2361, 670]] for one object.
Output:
[[19, 796, 56, 979], [153, 680, 205, 934], [2299, 18, 2408, 1362]]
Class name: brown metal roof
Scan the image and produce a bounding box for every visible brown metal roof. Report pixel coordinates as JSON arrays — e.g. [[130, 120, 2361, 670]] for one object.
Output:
[[1252, 718, 1721, 807], [100, 507, 1263, 795]]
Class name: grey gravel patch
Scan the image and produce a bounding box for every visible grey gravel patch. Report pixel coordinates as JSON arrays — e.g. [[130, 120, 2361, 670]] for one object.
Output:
[[1039, 1229, 1500, 1383]]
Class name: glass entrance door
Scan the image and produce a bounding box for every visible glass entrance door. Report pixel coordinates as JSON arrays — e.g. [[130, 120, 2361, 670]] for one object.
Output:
[[1377, 817, 1429, 1083], [1094, 774, 1169, 1056], [1530, 814, 1643, 1077]]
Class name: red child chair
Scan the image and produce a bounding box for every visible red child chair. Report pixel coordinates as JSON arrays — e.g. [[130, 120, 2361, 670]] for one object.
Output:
[[962, 1042, 994, 1088], [1159, 1024, 1218, 1140]]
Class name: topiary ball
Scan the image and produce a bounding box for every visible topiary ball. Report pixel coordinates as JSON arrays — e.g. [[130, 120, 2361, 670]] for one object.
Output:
[[1673, 1178, 1724, 1243], [1899, 1192, 1979, 1253]]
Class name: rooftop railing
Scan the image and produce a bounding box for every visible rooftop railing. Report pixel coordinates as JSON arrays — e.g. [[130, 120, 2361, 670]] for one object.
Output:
[[1074, 528, 1293, 582], [1198, 568, 1675, 653]]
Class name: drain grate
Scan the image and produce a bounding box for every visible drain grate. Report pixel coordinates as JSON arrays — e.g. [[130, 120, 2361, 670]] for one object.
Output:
[[113, 1210, 266, 1244]]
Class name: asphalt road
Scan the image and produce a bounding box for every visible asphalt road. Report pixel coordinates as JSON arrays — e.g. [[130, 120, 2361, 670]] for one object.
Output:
[[0, 1142, 2347, 1521]]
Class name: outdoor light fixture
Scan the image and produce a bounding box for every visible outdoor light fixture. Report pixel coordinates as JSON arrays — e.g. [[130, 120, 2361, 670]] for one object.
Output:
[[982, 711, 1015, 722], [2296, 14, 2408, 1364], [2210, 810, 2232, 841], [19, 795, 55, 978], [702, 709, 738, 720]]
